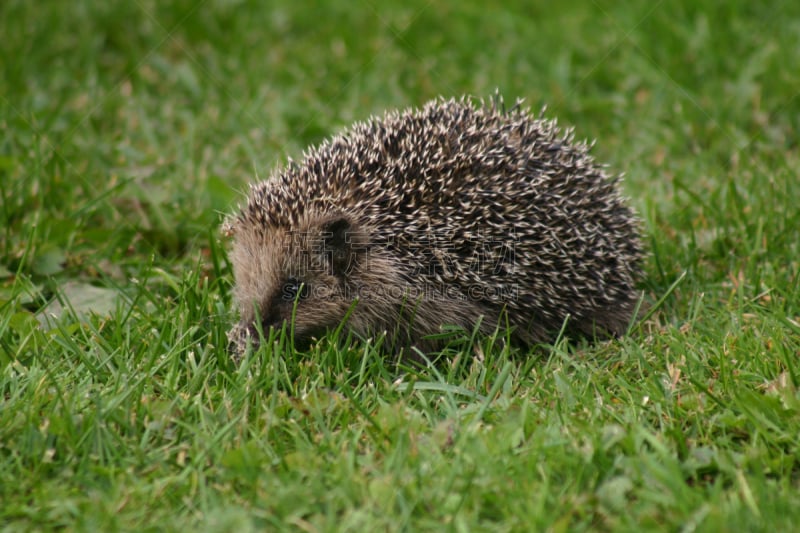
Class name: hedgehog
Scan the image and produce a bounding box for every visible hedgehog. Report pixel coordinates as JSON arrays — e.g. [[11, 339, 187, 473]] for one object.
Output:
[[225, 95, 643, 360]]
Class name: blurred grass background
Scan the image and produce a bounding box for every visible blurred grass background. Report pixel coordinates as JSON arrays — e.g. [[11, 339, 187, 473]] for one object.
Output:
[[1, 0, 799, 530]]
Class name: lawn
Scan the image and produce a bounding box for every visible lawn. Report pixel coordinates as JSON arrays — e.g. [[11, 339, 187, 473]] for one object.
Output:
[[2, 0, 799, 531]]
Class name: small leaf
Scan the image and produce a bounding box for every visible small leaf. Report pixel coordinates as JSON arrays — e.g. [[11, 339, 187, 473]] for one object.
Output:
[[32, 248, 66, 276], [37, 281, 124, 327], [596, 476, 634, 511]]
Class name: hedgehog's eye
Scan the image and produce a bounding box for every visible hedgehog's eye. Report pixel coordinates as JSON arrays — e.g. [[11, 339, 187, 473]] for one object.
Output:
[[281, 277, 309, 302]]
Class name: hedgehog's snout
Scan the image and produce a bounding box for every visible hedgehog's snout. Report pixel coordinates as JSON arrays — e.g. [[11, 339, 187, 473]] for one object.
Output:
[[228, 292, 297, 360], [226, 318, 286, 358], [228, 315, 321, 361], [226, 321, 258, 361]]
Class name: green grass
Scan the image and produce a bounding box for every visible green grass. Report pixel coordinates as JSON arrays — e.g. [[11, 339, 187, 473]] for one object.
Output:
[[2, 0, 799, 530]]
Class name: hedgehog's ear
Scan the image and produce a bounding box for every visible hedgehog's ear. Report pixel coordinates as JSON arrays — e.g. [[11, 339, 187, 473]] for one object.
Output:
[[319, 214, 365, 276], [321, 216, 351, 251]]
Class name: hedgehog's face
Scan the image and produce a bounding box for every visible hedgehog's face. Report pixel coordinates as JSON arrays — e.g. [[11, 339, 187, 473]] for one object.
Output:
[[228, 212, 367, 354]]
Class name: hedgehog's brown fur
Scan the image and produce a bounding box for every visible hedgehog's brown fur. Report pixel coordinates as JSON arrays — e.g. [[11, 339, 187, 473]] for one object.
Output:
[[226, 96, 643, 359]]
